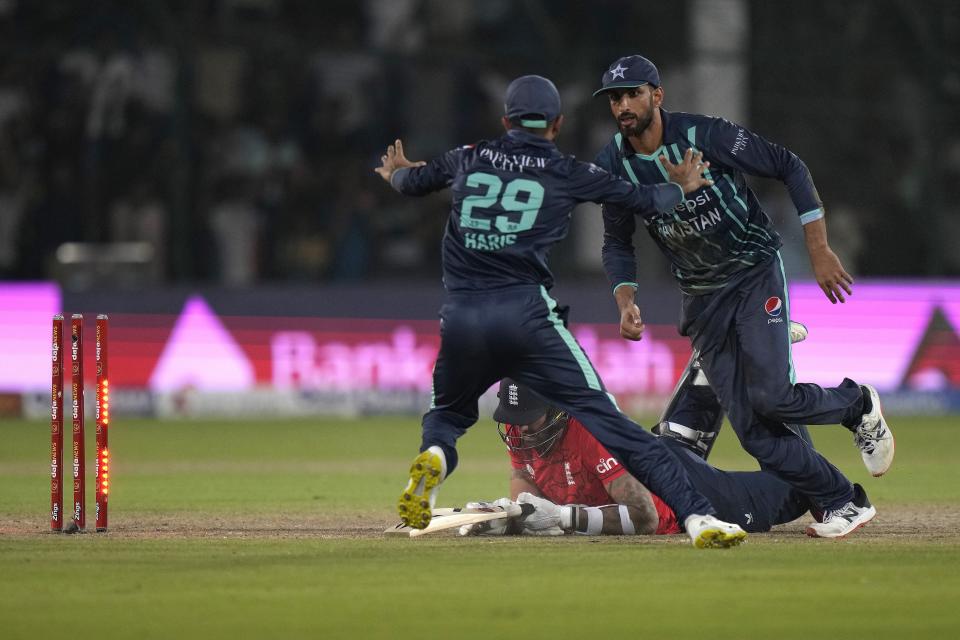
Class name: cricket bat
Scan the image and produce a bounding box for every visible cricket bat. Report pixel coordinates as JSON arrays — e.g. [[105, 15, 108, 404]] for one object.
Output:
[[384, 504, 530, 538], [383, 507, 460, 536], [410, 503, 525, 537]]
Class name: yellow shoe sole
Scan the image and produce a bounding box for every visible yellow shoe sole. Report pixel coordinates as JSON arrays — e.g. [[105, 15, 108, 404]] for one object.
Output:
[[397, 451, 443, 529], [694, 528, 747, 549]]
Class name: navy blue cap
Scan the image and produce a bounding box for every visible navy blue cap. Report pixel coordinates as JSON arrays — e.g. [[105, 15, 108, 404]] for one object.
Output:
[[593, 55, 660, 97], [504, 75, 561, 128], [493, 378, 550, 424]]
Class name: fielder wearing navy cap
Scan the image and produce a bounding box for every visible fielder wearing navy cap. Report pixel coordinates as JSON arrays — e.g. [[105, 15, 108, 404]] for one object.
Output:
[[593, 55, 661, 96], [504, 75, 562, 128]]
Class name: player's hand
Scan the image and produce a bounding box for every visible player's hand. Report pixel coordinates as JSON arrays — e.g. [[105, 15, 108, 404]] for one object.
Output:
[[457, 498, 516, 536], [374, 139, 426, 183], [619, 302, 644, 341], [516, 492, 564, 533], [661, 148, 713, 194], [809, 246, 854, 304]]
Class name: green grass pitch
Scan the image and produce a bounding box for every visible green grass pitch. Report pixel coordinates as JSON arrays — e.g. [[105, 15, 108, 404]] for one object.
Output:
[[1, 415, 959, 638]]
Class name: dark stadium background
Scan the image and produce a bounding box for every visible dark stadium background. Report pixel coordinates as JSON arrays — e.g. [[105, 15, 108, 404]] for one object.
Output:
[[1, 0, 958, 417]]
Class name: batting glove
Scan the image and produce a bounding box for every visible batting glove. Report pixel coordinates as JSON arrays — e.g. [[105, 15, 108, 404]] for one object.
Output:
[[516, 492, 567, 533], [457, 498, 517, 536]]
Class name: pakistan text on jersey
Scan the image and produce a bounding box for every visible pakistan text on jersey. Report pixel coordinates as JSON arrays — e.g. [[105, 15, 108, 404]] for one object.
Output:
[[478, 147, 548, 173], [464, 232, 518, 251], [657, 208, 723, 239]]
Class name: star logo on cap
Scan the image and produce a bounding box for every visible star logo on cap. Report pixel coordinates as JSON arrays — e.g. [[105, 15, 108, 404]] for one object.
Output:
[[609, 63, 627, 80]]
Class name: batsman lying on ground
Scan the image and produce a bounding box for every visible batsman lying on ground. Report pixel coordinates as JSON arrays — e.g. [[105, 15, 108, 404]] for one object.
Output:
[[458, 377, 875, 538]]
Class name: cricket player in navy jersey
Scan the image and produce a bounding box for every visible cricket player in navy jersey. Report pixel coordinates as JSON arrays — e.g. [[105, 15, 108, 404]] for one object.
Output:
[[592, 55, 894, 538], [374, 74, 747, 548]]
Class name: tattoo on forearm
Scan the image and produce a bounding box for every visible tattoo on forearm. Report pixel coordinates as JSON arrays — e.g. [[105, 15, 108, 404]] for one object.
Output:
[[600, 476, 660, 534]]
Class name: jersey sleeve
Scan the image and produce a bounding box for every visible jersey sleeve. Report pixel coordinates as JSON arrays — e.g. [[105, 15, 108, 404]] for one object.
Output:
[[702, 118, 824, 225], [591, 146, 658, 293], [390, 146, 466, 196], [567, 160, 683, 215], [601, 203, 639, 293]]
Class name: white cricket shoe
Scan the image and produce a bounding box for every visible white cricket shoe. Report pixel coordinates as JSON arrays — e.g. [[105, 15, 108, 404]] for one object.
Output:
[[397, 446, 447, 529], [854, 384, 895, 477], [806, 484, 876, 538], [684, 514, 747, 549]]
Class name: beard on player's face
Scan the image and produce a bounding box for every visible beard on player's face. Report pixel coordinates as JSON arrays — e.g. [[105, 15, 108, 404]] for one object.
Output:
[[619, 111, 653, 137], [613, 91, 655, 138]]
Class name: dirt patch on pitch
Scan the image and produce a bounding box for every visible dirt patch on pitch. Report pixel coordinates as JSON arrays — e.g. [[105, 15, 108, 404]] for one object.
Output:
[[766, 502, 960, 543], [0, 511, 386, 540], [3, 503, 958, 543]]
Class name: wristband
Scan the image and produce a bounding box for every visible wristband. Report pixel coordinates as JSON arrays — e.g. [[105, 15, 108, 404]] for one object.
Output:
[[618, 505, 636, 535], [572, 506, 603, 535]]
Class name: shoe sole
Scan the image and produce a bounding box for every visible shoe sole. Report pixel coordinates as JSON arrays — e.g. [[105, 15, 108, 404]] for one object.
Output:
[[397, 451, 443, 530], [864, 387, 895, 477], [869, 435, 894, 477], [694, 528, 747, 549], [804, 508, 876, 539]]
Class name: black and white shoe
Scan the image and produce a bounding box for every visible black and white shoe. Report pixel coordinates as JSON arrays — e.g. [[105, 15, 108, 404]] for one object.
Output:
[[805, 484, 876, 538], [855, 384, 895, 477]]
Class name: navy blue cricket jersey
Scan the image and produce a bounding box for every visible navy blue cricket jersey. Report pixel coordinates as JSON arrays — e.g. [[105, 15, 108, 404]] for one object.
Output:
[[391, 129, 684, 293], [597, 108, 824, 295]]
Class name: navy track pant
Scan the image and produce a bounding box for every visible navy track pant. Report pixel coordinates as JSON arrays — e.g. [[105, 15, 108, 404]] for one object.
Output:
[[661, 350, 813, 459], [421, 285, 714, 522], [662, 438, 812, 532], [680, 255, 862, 510]]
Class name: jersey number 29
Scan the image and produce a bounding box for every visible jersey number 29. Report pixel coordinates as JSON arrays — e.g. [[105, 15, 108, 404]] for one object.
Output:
[[460, 172, 544, 233]]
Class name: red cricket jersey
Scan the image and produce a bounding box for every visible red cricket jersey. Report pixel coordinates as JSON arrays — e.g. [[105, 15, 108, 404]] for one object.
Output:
[[507, 417, 681, 535]]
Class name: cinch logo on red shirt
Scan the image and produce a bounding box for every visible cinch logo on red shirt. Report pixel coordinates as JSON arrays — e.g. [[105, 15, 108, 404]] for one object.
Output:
[[764, 296, 782, 317], [596, 457, 619, 474]]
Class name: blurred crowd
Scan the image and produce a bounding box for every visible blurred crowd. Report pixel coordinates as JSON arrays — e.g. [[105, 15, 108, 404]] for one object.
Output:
[[1, 0, 957, 287]]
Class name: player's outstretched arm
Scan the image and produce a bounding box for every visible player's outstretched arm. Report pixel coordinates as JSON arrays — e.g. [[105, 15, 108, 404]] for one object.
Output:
[[373, 138, 425, 183], [803, 217, 854, 304], [660, 148, 714, 194], [598, 474, 659, 534], [515, 476, 660, 536]]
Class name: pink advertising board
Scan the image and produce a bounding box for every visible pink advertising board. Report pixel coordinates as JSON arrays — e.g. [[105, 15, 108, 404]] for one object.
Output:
[[2, 283, 958, 400]]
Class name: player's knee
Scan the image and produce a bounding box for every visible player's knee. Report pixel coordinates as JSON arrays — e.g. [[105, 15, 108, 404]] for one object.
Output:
[[424, 407, 478, 430], [740, 436, 779, 463], [747, 386, 791, 419]]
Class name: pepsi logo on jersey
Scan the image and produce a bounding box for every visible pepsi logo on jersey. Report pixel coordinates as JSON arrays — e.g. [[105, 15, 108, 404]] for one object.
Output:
[[764, 296, 783, 316], [765, 296, 785, 325]]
